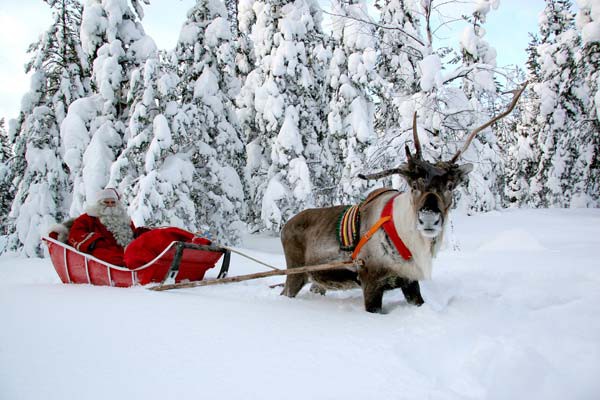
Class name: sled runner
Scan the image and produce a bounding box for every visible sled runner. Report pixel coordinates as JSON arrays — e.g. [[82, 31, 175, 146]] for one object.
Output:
[[42, 234, 231, 288]]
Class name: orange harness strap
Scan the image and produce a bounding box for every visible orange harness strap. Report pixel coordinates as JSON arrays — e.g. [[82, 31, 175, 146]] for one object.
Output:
[[351, 216, 391, 260]]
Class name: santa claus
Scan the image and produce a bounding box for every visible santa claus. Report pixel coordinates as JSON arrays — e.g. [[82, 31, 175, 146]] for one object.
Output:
[[68, 188, 148, 265]]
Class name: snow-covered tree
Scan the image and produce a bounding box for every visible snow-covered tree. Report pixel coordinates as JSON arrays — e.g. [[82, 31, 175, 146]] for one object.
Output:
[[170, 0, 247, 244], [369, 0, 424, 193], [371, 0, 508, 212], [528, 0, 587, 206], [326, 0, 378, 204], [499, 66, 540, 206], [4, 0, 90, 256], [0, 118, 13, 232], [235, 0, 257, 88], [453, 0, 504, 211], [374, 0, 423, 135], [65, 0, 156, 215], [240, 0, 329, 231], [572, 0, 600, 206]]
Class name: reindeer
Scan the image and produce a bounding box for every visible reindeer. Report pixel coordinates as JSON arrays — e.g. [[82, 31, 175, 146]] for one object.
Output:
[[280, 83, 527, 313]]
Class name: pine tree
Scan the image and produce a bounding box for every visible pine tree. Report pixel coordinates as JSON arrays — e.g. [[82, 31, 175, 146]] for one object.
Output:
[[373, 0, 423, 135], [4, 0, 90, 256], [528, 0, 586, 206], [499, 66, 538, 206], [172, 0, 247, 243], [371, 0, 507, 212], [241, 0, 329, 231], [454, 2, 503, 211], [572, 0, 600, 206], [236, 0, 257, 77], [0, 118, 13, 233], [65, 0, 156, 215], [326, 0, 378, 205]]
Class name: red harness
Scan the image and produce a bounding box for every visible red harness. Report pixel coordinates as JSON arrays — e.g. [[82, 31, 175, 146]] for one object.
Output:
[[380, 194, 413, 260], [351, 194, 413, 261]]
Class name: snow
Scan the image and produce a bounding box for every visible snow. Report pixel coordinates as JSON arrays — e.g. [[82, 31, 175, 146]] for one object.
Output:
[[276, 106, 302, 154], [1, 209, 599, 399], [204, 17, 231, 47], [419, 54, 442, 92]]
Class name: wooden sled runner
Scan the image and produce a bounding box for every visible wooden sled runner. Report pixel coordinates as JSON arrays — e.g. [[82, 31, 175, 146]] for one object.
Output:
[[42, 235, 231, 288]]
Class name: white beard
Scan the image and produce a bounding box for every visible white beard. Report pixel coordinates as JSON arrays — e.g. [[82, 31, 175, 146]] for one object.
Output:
[[96, 203, 134, 248]]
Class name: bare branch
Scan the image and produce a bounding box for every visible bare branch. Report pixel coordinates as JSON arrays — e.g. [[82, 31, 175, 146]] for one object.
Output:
[[319, 8, 426, 48]]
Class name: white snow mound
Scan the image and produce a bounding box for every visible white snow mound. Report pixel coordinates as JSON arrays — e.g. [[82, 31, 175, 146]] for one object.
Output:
[[478, 228, 547, 251]]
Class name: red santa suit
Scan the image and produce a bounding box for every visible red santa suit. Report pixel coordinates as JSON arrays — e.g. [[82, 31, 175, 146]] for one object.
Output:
[[68, 213, 147, 266], [68, 188, 210, 268]]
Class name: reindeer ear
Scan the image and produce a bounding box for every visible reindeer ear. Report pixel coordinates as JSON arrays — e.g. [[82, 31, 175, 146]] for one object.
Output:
[[456, 163, 473, 183]]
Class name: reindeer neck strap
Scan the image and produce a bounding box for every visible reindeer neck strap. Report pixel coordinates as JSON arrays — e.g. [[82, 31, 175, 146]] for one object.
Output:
[[351, 194, 413, 261], [380, 194, 413, 260]]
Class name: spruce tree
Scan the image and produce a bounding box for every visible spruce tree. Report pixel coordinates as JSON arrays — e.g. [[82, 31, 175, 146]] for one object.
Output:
[[374, 0, 422, 130], [5, 0, 90, 256], [65, 0, 156, 214], [528, 0, 586, 206], [240, 0, 329, 231], [326, 0, 378, 205], [172, 0, 247, 243], [573, 0, 600, 206], [0, 118, 13, 234], [372, 0, 507, 212], [455, 3, 503, 211]]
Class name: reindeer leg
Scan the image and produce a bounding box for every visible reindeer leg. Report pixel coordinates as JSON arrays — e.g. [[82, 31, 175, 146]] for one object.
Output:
[[362, 282, 385, 313], [361, 277, 385, 313], [401, 280, 424, 306], [281, 273, 308, 298]]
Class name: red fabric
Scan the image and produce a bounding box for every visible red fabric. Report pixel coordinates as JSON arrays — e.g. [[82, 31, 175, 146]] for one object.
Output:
[[124, 227, 202, 269], [381, 194, 413, 261], [68, 213, 145, 266]]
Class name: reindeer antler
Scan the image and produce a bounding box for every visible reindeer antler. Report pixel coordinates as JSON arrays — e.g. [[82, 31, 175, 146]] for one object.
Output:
[[358, 168, 402, 181], [449, 81, 528, 164], [412, 111, 421, 159]]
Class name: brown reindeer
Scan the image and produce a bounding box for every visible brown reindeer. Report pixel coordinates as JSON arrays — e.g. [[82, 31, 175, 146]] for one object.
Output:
[[280, 83, 527, 313]]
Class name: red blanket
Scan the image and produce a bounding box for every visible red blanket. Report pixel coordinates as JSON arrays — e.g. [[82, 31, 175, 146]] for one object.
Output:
[[124, 227, 211, 269]]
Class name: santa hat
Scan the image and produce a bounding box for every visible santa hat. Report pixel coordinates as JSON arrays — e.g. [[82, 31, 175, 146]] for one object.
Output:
[[95, 188, 121, 203]]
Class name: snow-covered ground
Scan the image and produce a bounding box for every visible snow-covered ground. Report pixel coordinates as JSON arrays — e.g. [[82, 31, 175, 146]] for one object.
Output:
[[1, 208, 599, 400]]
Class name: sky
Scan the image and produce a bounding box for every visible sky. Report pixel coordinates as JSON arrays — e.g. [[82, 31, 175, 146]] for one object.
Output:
[[0, 0, 546, 124]]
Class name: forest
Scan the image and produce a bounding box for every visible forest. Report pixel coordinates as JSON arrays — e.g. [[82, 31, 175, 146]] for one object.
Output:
[[0, 0, 598, 256]]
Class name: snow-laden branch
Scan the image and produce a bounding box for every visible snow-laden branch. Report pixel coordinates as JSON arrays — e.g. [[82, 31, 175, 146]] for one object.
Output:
[[319, 8, 426, 48]]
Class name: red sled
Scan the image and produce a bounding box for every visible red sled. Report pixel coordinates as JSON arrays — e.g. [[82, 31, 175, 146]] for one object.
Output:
[[42, 234, 231, 288]]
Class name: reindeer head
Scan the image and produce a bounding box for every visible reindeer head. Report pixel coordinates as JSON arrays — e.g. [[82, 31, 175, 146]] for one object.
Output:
[[359, 83, 527, 239]]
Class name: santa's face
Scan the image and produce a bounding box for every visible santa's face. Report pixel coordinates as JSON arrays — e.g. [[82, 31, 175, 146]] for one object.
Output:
[[102, 199, 117, 207], [98, 199, 127, 218]]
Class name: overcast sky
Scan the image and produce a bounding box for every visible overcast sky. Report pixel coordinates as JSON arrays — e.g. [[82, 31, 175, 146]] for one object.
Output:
[[0, 0, 545, 124]]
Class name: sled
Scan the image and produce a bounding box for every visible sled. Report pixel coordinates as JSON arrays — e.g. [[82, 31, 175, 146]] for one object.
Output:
[[42, 234, 231, 288]]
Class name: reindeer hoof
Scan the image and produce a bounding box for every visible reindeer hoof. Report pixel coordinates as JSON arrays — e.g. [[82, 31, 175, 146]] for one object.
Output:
[[407, 295, 425, 307], [309, 283, 326, 296]]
